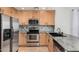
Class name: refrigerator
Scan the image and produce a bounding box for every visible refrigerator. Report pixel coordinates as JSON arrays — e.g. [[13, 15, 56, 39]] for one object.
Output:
[[0, 13, 11, 52], [0, 13, 19, 52], [12, 17, 19, 52]]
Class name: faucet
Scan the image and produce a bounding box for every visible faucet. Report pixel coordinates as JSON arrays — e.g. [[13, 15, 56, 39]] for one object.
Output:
[[56, 27, 61, 34]]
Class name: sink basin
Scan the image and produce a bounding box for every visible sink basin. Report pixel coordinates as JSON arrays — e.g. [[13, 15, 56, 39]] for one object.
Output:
[[49, 32, 66, 37]]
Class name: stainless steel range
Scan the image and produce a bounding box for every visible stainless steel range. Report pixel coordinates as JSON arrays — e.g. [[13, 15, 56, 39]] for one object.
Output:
[[27, 31, 39, 46], [27, 19, 39, 47]]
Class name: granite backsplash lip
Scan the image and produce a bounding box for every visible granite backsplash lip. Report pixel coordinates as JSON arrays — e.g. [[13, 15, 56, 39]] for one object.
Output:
[[48, 33, 79, 52]]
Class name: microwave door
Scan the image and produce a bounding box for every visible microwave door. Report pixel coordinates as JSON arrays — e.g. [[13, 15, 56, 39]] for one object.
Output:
[[29, 20, 39, 25]]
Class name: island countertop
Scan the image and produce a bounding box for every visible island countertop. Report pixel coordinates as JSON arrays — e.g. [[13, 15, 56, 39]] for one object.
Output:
[[48, 33, 79, 52]]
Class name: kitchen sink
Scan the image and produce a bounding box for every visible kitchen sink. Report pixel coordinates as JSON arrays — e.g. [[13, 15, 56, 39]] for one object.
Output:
[[49, 32, 66, 37]]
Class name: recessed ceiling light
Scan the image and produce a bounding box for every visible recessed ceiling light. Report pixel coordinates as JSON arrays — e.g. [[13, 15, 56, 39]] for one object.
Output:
[[42, 7, 46, 10], [34, 7, 39, 10], [21, 8, 24, 10]]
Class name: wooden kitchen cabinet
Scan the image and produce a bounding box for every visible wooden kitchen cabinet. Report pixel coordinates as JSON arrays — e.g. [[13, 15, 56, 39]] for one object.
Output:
[[10, 8, 18, 18], [18, 11, 33, 25], [0, 7, 18, 18], [53, 40, 65, 52], [18, 10, 55, 25], [18, 10, 40, 25], [0, 8, 55, 25], [0, 7, 12, 16], [39, 10, 55, 25], [40, 32, 48, 46], [48, 36, 54, 52], [47, 35, 65, 52], [32, 10, 40, 19]]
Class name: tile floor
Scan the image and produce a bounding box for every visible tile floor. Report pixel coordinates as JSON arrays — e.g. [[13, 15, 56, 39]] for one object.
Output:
[[18, 47, 48, 52]]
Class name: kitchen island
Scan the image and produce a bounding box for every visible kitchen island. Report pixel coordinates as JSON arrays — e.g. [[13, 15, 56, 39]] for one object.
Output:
[[48, 33, 79, 52]]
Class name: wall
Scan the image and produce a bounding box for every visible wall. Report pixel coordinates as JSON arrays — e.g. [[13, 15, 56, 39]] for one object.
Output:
[[71, 9, 79, 37], [54, 7, 72, 34]]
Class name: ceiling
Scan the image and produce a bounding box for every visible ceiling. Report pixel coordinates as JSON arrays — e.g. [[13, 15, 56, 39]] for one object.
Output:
[[14, 7, 79, 11], [14, 7, 55, 10]]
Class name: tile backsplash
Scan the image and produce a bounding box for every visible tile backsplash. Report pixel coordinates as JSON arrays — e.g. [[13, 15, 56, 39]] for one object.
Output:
[[39, 25, 54, 33], [19, 25, 55, 33]]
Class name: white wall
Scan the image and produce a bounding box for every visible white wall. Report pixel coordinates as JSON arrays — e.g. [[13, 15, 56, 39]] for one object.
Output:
[[71, 9, 79, 37], [54, 7, 72, 34]]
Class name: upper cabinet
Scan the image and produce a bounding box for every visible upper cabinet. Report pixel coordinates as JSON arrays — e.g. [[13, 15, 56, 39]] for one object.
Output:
[[0, 7, 18, 18], [0, 7, 12, 16], [17, 11, 33, 25], [18, 10, 55, 25], [32, 10, 40, 19], [0, 7, 55, 25], [39, 10, 55, 25]]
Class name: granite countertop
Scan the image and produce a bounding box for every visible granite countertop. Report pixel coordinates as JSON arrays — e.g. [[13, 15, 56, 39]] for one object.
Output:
[[48, 33, 79, 52]]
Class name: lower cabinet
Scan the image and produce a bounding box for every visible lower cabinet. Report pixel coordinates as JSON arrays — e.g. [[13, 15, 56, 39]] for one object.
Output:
[[48, 36, 53, 52], [40, 32, 48, 46], [53, 40, 65, 52], [40, 33, 65, 52], [48, 35, 65, 52]]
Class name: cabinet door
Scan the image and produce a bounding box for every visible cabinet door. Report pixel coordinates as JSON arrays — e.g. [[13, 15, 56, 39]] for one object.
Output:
[[48, 36, 53, 52], [53, 40, 65, 52], [39, 10, 55, 25], [32, 10, 40, 19], [40, 32, 48, 46], [24, 11, 33, 25], [39, 11, 47, 25], [18, 11, 33, 25], [1, 8, 12, 16], [0, 8, 18, 18], [10, 8, 17, 18], [47, 11, 55, 25]]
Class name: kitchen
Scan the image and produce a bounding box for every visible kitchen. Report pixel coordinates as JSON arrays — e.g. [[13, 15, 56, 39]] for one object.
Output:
[[0, 7, 79, 52]]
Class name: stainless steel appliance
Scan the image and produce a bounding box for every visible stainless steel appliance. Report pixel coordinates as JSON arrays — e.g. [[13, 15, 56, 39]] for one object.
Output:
[[27, 34, 39, 46], [27, 30, 39, 46], [0, 14, 11, 52], [27, 34, 39, 42], [29, 19, 39, 25], [27, 19, 39, 47], [0, 13, 19, 52], [11, 17, 19, 52]]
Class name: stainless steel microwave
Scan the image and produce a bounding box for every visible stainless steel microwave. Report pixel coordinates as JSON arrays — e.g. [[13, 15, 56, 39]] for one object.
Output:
[[29, 19, 39, 25]]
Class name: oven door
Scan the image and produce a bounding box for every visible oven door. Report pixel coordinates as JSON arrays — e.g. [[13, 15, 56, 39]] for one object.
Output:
[[27, 34, 39, 42]]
